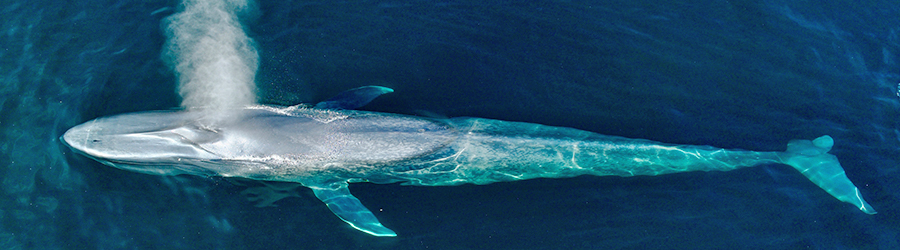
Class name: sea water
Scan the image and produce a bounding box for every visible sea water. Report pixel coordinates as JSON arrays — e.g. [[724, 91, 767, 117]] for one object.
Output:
[[1, 0, 898, 249]]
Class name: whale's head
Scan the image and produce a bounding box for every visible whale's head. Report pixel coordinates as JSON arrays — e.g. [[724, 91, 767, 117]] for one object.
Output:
[[63, 106, 458, 179], [62, 110, 223, 176]]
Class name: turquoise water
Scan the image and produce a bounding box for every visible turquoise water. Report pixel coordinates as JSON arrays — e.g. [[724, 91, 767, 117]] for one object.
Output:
[[2, 0, 898, 249]]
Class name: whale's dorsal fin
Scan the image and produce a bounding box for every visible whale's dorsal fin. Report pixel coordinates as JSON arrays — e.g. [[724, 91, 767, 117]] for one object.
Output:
[[314, 86, 394, 110], [309, 182, 397, 237]]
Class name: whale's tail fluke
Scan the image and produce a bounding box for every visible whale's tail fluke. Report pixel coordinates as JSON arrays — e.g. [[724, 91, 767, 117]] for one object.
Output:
[[780, 135, 876, 214]]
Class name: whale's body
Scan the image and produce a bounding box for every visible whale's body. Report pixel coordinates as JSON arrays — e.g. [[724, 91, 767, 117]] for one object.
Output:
[[62, 89, 876, 236]]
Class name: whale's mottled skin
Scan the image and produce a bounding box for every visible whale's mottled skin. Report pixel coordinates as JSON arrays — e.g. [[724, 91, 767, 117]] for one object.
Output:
[[61, 88, 876, 236]]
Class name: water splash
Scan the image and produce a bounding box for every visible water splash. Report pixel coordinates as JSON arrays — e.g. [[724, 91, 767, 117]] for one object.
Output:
[[161, 0, 259, 121]]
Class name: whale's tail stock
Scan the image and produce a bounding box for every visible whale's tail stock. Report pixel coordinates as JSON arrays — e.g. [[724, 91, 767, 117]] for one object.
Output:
[[779, 135, 876, 214]]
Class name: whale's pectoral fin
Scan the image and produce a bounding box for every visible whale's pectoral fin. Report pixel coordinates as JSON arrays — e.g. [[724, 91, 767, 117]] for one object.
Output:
[[310, 182, 397, 237], [780, 135, 876, 214], [314, 86, 394, 110]]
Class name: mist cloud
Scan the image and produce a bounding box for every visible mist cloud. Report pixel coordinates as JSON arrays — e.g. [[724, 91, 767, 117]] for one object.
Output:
[[162, 0, 259, 120]]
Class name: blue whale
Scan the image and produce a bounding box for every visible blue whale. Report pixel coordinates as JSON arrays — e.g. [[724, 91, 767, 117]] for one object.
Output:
[[62, 86, 876, 236]]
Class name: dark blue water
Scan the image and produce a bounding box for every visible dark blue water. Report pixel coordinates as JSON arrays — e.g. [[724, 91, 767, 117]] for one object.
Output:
[[2, 0, 898, 249]]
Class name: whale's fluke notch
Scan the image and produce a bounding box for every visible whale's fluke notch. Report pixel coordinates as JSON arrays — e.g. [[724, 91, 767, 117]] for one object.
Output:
[[314, 86, 394, 110], [780, 135, 876, 214], [310, 182, 397, 237]]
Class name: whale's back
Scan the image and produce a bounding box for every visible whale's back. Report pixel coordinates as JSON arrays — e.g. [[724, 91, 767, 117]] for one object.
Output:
[[200, 108, 458, 165]]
